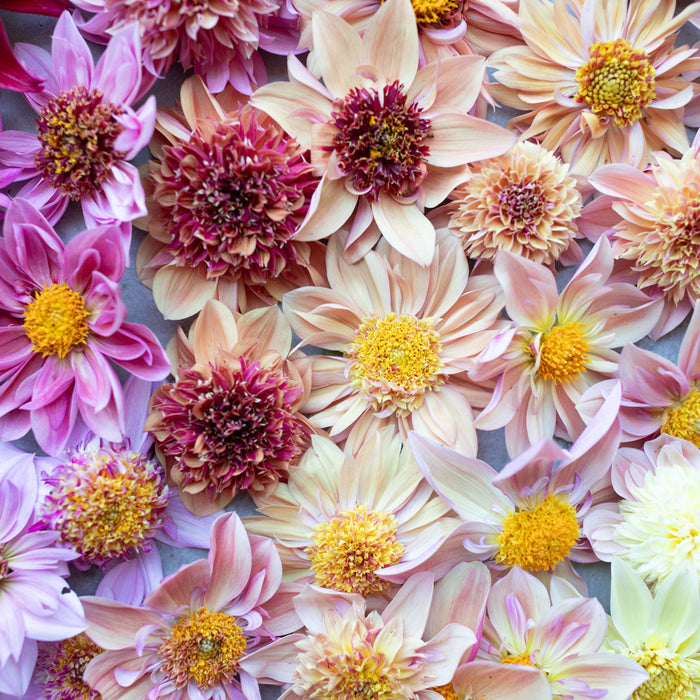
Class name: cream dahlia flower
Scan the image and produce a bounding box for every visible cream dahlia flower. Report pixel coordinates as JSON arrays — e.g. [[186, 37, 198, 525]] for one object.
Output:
[[282, 230, 508, 455], [489, 0, 700, 175], [252, 0, 516, 266]]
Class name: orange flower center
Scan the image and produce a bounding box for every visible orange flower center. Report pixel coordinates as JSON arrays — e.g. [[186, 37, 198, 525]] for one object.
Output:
[[410, 0, 461, 26], [23, 283, 90, 358], [496, 493, 580, 572], [306, 505, 405, 596], [574, 39, 656, 127], [535, 322, 589, 384], [661, 390, 700, 447], [431, 683, 460, 700]]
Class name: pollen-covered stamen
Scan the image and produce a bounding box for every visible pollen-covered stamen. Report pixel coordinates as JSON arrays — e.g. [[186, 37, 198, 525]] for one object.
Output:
[[535, 322, 590, 384], [661, 390, 700, 447], [498, 181, 547, 226], [431, 683, 460, 700], [23, 283, 90, 359], [158, 608, 247, 689], [35, 85, 125, 200], [347, 313, 444, 416], [39, 633, 103, 700], [574, 39, 656, 127], [500, 652, 535, 666], [410, 0, 463, 27], [331, 81, 431, 201], [40, 446, 169, 568], [0, 543, 9, 580], [306, 505, 405, 596], [496, 493, 580, 572]]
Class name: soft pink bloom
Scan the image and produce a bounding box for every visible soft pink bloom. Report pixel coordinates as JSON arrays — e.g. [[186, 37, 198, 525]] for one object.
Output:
[[251, 0, 517, 266], [0, 199, 170, 456], [82, 512, 304, 700], [283, 230, 508, 455], [0, 12, 155, 228], [471, 236, 662, 456], [0, 444, 86, 697], [471, 567, 648, 699], [407, 385, 621, 591], [280, 572, 478, 700], [71, 0, 299, 94]]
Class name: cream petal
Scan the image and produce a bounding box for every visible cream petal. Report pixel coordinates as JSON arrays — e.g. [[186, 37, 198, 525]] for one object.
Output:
[[295, 175, 358, 241], [152, 265, 217, 321]]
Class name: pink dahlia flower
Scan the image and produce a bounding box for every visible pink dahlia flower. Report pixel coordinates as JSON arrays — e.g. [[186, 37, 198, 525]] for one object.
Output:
[[0, 444, 86, 697], [82, 512, 304, 700], [283, 230, 508, 455], [72, 0, 299, 94], [252, 0, 516, 266], [0, 199, 170, 456], [471, 236, 662, 456], [0, 12, 155, 229]]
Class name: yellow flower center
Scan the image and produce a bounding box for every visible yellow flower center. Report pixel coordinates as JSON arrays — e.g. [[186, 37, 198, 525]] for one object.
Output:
[[23, 283, 90, 358], [431, 683, 460, 700], [574, 39, 656, 127], [661, 390, 700, 447], [536, 322, 589, 384], [496, 493, 580, 572], [159, 608, 247, 689], [626, 637, 698, 700], [500, 651, 535, 666], [40, 633, 103, 700], [410, 0, 459, 25], [347, 313, 444, 416], [305, 505, 405, 596]]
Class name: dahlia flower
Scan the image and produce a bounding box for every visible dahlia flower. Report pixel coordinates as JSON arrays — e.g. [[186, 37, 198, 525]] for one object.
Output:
[[283, 230, 507, 455], [0, 12, 155, 228], [443, 140, 583, 265], [137, 75, 326, 320], [584, 435, 700, 590], [606, 558, 700, 700], [471, 236, 662, 456], [407, 384, 621, 590], [280, 572, 478, 700], [252, 0, 516, 266], [0, 199, 170, 456], [72, 0, 299, 94], [82, 512, 304, 700], [472, 567, 648, 700], [0, 444, 86, 697], [147, 300, 312, 516], [581, 134, 700, 337], [489, 0, 700, 175], [244, 429, 456, 597]]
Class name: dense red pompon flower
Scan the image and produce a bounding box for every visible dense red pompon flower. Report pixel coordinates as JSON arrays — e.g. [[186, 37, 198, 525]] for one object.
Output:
[[137, 76, 325, 320], [0, 199, 170, 456]]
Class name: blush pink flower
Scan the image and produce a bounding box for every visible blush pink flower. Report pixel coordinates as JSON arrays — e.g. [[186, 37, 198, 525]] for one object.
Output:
[[283, 231, 508, 455], [0, 199, 170, 456], [471, 236, 662, 456], [137, 75, 326, 320], [0, 12, 155, 228], [251, 0, 516, 266], [82, 512, 304, 700]]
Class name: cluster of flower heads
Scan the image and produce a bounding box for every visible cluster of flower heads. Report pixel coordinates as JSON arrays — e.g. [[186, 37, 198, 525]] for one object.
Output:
[[2, 0, 700, 698]]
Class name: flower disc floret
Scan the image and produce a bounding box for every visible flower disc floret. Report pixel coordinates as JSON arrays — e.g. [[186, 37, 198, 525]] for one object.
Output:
[[305, 504, 405, 596], [431, 683, 460, 700], [23, 282, 90, 358], [535, 322, 590, 384], [158, 607, 248, 689], [496, 493, 580, 572], [38, 633, 103, 700], [331, 80, 431, 201], [410, 0, 461, 26], [347, 313, 444, 416], [40, 446, 169, 567], [661, 390, 700, 447], [34, 86, 125, 200], [574, 39, 656, 127]]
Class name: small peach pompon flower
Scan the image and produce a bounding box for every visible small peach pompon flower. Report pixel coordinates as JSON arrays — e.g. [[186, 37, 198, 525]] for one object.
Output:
[[251, 0, 517, 266]]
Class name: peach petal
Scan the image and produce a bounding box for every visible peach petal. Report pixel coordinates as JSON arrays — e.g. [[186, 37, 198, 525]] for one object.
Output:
[[152, 265, 217, 320], [190, 299, 239, 361], [295, 175, 358, 241], [311, 11, 363, 97], [81, 597, 162, 649]]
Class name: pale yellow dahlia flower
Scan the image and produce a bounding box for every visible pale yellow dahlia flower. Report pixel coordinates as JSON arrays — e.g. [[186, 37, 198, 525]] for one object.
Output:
[[489, 0, 700, 175]]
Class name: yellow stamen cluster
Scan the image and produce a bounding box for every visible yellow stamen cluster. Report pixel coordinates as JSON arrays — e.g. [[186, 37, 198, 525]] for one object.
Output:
[[0, 543, 8, 580], [496, 493, 580, 572], [41, 633, 103, 700], [500, 651, 535, 667], [306, 504, 405, 596], [23, 283, 90, 358], [431, 683, 460, 700], [410, 0, 459, 25], [347, 313, 444, 415], [536, 322, 589, 384], [661, 390, 700, 447], [575, 39, 656, 127], [159, 608, 248, 689]]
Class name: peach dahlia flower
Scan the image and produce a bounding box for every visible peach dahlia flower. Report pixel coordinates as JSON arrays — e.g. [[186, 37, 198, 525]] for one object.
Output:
[[251, 0, 516, 266], [489, 0, 700, 175], [282, 231, 508, 455]]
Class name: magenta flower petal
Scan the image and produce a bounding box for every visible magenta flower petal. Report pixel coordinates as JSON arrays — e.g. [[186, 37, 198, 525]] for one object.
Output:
[[0, 21, 43, 93]]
